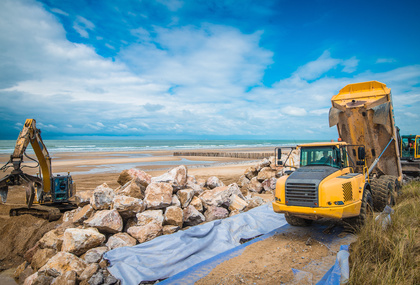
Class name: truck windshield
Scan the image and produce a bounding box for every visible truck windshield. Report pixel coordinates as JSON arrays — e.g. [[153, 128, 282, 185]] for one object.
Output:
[[300, 147, 340, 168]]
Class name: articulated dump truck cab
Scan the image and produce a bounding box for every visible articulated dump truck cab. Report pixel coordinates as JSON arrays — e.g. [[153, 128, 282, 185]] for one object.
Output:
[[273, 142, 372, 230], [329, 81, 402, 211]]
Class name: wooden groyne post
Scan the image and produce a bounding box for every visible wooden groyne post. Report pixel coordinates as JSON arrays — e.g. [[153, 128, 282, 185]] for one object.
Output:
[[173, 152, 274, 159]]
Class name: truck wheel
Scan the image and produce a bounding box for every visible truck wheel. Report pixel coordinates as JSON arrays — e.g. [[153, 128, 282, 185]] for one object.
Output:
[[343, 187, 373, 232], [381, 175, 400, 201], [370, 178, 393, 211], [285, 213, 313, 227]]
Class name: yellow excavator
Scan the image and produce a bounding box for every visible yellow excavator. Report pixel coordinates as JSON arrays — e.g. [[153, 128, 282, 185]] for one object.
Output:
[[0, 119, 76, 220], [400, 134, 420, 176]]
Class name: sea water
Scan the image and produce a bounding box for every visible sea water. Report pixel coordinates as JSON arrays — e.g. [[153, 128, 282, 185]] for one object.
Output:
[[0, 139, 320, 154]]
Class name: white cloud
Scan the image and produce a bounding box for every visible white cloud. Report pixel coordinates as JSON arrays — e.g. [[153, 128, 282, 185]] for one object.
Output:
[[342, 56, 359, 73], [294, 51, 341, 80], [0, 0, 419, 140], [156, 0, 184, 11], [281, 106, 307, 116], [376, 58, 397, 64], [73, 16, 95, 38]]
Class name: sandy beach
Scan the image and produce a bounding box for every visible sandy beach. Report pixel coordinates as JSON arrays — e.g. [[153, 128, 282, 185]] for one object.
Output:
[[0, 146, 276, 195]]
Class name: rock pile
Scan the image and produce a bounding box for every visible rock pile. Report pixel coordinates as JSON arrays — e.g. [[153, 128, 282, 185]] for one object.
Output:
[[15, 164, 271, 285], [237, 156, 282, 194]]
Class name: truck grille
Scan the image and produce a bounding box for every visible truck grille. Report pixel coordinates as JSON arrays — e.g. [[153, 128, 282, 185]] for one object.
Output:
[[285, 182, 318, 207]]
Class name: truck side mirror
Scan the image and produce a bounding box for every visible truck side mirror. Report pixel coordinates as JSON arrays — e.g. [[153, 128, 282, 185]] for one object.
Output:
[[358, 147, 366, 160], [275, 148, 283, 166]]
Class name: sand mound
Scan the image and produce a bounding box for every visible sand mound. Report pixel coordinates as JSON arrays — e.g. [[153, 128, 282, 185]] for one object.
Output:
[[0, 215, 61, 271]]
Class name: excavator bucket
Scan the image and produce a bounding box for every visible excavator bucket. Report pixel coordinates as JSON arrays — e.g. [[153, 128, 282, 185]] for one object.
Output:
[[26, 183, 35, 208], [0, 186, 7, 203]]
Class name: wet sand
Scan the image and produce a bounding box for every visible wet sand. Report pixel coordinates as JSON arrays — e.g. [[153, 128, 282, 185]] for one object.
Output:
[[0, 147, 275, 193]]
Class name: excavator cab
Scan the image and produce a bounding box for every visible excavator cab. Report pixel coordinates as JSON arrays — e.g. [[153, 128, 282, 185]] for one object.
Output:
[[51, 175, 74, 202], [401, 135, 420, 161]]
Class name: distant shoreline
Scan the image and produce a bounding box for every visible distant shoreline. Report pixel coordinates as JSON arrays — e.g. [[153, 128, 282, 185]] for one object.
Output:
[[0, 139, 321, 154]]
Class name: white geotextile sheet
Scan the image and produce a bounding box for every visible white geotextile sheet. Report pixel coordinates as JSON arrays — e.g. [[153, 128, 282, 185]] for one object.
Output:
[[103, 204, 287, 285]]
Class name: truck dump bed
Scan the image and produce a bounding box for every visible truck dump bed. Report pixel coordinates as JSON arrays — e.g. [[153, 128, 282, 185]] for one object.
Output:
[[329, 81, 402, 180]]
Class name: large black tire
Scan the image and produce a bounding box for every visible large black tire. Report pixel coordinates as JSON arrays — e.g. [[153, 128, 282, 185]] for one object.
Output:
[[370, 177, 393, 211], [343, 186, 373, 232], [381, 175, 400, 200], [285, 213, 313, 227]]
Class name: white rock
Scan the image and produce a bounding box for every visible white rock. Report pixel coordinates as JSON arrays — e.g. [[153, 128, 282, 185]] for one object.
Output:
[[90, 183, 115, 210], [83, 210, 123, 234], [144, 182, 173, 209], [106, 233, 137, 250], [136, 210, 164, 226], [127, 223, 162, 243], [61, 228, 106, 256], [112, 195, 145, 219]]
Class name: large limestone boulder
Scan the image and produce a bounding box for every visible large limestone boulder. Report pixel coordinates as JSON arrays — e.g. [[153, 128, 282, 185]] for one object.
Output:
[[81, 246, 108, 264], [30, 248, 56, 271], [229, 194, 248, 212], [204, 206, 229, 222], [186, 178, 204, 196], [244, 166, 258, 180], [117, 168, 152, 186], [127, 223, 162, 243], [144, 182, 173, 209], [237, 175, 250, 188], [106, 233, 137, 250], [262, 177, 277, 191], [177, 188, 194, 208], [162, 225, 180, 235], [247, 177, 263, 193], [73, 204, 94, 224], [136, 210, 164, 226], [39, 252, 87, 277], [90, 183, 115, 210], [51, 270, 77, 285], [183, 205, 205, 227], [61, 228, 106, 256], [116, 178, 147, 200], [164, 206, 183, 228], [206, 176, 224, 189], [74, 191, 92, 207], [190, 196, 203, 212], [78, 263, 99, 282], [199, 183, 244, 208], [199, 186, 230, 208], [151, 165, 188, 190], [256, 158, 271, 171], [84, 210, 123, 234], [112, 195, 145, 219], [171, 195, 181, 207], [63, 209, 77, 223], [257, 167, 277, 181], [244, 196, 266, 211], [39, 229, 63, 251]]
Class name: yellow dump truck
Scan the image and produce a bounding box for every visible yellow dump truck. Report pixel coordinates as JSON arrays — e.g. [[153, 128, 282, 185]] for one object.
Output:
[[272, 81, 402, 230]]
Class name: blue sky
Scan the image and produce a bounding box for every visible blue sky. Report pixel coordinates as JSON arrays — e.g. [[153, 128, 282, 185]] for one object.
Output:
[[1, 0, 419, 140]]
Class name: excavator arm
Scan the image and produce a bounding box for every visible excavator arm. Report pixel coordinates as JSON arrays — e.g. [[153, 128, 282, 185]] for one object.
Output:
[[0, 119, 53, 207]]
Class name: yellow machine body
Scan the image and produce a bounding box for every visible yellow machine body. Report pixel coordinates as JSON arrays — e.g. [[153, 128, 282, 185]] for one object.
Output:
[[329, 81, 402, 182], [272, 142, 367, 220]]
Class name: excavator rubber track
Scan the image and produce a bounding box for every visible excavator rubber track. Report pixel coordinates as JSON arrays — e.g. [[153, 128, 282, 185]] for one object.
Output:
[[9, 203, 77, 222]]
